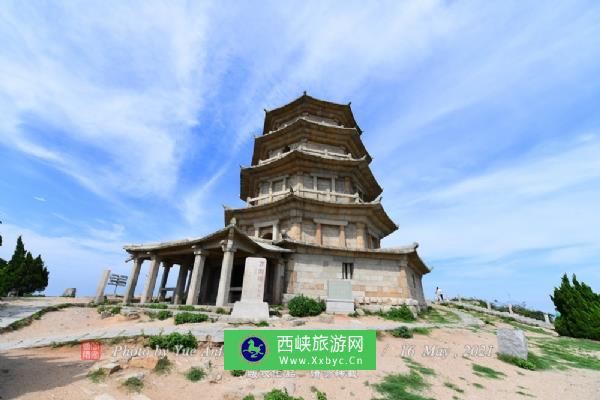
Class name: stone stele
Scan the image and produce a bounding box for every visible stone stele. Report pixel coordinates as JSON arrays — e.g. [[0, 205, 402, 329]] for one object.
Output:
[[326, 279, 355, 314], [231, 257, 269, 321], [496, 328, 528, 360]]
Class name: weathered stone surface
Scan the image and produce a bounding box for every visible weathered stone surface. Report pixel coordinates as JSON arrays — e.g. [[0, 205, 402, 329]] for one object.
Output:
[[94, 395, 117, 400], [209, 372, 223, 383], [126, 311, 140, 320], [283, 382, 296, 395], [128, 356, 159, 370], [62, 288, 76, 297], [497, 328, 528, 359], [356, 308, 365, 316], [317, 314, 334, 323], [100, 310, 112, 319], [291, 319, 306, 326]]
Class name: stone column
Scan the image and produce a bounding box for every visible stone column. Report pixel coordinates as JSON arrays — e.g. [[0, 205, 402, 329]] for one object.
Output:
[[158, 262, 172, 302], [215, 241, 236, 306], [339, 225, 346, 247], [356, 223, 367, 249], [272, 259, 285, 305], [173, 264, 188, 304], [315, 223, 322, 245], [508, 304, 513, 314], [140, 255, 161, 304], [184, 267, 193, 299], [94, 269, 111, 304], [186, 250, 207, 305], [272, 221, 280, 241], [123, 258, 143, 304]]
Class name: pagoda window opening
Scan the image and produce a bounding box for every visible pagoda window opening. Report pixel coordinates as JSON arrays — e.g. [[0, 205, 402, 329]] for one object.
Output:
[[342, 262, 354, 279]]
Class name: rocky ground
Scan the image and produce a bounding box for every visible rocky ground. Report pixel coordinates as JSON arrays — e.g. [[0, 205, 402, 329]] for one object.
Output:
[[0, 299, 598, 400]]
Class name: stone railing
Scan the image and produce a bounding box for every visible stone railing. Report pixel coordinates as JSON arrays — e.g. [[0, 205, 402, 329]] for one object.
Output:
[[445, 301, 554, 329], [246, 188, 362, 206], [257, 146, 355, 166]]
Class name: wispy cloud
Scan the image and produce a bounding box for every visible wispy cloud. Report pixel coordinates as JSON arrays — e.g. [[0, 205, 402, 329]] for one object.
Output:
[[33, 196, 46, 202]]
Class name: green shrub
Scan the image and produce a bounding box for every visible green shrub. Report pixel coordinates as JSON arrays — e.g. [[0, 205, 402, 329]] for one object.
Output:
[[174, 312, 209, 325], [389, 326, 413, 338], [157, 310, 173, 320], [230, 369, 246, 377], [263, 389, 304, 400], [242, 396, 256, 400], [147, 332, 197, 352], [311, 386, 327, 400], [177, 305, 196, 311], [110, 306, 121, 315], [215, 307, 229, 314], [255, 321, 269, 327], [551, 274, 600, 340], [87, 368, 107, 383], [381, 305, 416, 322], [154, 357, 172, 374], [144, 303, 169, 309], [497, 354, 536, 370], [122, 377, 143, 392], [288, 295, 325, 317], [185, 367, 206, 382]]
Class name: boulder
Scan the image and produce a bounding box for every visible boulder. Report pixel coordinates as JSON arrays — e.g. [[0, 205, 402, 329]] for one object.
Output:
[[90, 361, 121, 375], [497, 328, 528, 359], [128, 356, 160, 370], [62, 288, 76, 297], [356, 309, 365, 316], [100, 311, 112, 319], [209, 373, 222, 383]]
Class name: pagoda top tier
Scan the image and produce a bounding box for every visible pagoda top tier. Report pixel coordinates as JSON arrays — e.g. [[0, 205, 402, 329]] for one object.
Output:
[[263, 93, 362, 135]]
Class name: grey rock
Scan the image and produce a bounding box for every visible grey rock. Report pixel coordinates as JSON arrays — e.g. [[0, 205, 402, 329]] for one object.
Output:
[[120, 372, 145, 382], [497, 328, 528, 359], [100, 311, 112, 319], [291, 319, 306, 326], [356, 309, 365, 316], [62, 288, 76, 297]]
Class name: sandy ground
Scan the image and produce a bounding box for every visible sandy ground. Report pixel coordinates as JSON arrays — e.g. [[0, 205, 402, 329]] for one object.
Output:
[[1, 307, 599, 400]]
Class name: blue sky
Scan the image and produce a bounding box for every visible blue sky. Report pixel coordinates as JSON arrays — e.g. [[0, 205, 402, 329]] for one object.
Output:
[[1, 1, 599, 312]]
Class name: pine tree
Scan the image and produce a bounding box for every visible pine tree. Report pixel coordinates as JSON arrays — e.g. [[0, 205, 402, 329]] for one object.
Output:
[[551, 274, 600, 340], [1, 236, 49, 296]]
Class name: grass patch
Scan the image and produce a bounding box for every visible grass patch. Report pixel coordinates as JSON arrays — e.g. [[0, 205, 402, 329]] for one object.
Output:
[[472, 364, 506, 379], [255, 320, 269, 327], [122, 376, 143, 392], [110, 306, 122, 315], [177, 305, 196, 311], [0, 303, 77, 333], [389, 326, 413, 338], [185, 367, 206, 382], [156, 310, 173, 320], [402, 357, 436, 376], [418, 307, 460, 324], [230, 369, 246, 377], [143, 303, 169, 309], [380, 305, 416, 322], [411, 327, 431, 335], [372, 370, 434, 400], [153, 357, 172, 375], [147, 331, 197, 352], [174, 312, 209, 325], [87, 368, 107, 383], [263, 388, 304, 400], [530, 337, 600, 370], [472, 382, 484, 389], [215, 307, 229, 315], [311, 386, 328, 400], [242, 396, 255, 400], [444, 382, 464, 393], [516, 391, 535, 397]]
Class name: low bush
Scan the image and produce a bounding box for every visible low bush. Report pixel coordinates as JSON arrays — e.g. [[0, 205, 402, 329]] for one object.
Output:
[[230, 369, 246, 377], [143, 303, 169, 309], [263, 389, 304, 400], [122, 376, 143, 392], [177, 305, 196, 311], [389, 326, 413, 338], [381, 305, 416, 322], [185, 367, 206, 382], [497, 354, 536, 370], [110, 306, 122, 315], [174, 312, 209, 325], [157, 310, 173, 320], [147, 331, 197, 352], [154, 357, 172, 374], [288, 295, 325, 317]]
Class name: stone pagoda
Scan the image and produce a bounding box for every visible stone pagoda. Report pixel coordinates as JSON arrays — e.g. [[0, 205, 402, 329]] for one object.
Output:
[[122, 93, 429, 309]]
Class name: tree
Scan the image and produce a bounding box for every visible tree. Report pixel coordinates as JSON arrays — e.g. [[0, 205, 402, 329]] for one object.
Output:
[[0, 236, 49, 296], [551, 274, 600, 340]]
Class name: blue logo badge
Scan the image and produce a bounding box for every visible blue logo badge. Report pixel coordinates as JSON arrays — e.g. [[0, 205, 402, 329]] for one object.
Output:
[[241, 336, 266, 362]]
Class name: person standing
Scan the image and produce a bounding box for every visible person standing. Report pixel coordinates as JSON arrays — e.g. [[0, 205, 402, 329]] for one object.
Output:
[[435, 287, 444, 302]]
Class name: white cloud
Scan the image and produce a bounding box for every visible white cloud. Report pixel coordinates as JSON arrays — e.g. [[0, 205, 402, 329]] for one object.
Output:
[[33, 196, 46, 202]]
